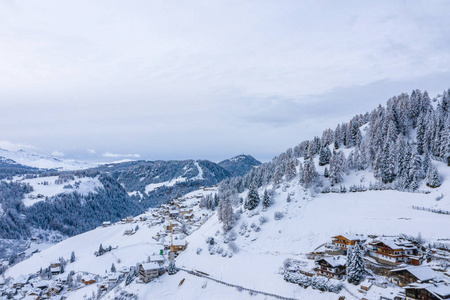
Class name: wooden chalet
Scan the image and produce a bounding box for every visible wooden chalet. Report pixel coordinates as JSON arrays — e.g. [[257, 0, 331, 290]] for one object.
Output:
[[102, 221, 111, 227], [50, 263, 62, 275], [368, 239, 418, 265], [390, 266, 440, 287], [331, 234, 364, 252], [315, 256, 346, 280], [172, 239, 187, 252], [405, 282, 450, 300], [139, 262, 165, 283]]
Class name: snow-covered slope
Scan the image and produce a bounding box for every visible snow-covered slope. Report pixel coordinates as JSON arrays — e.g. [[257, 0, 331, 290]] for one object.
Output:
[[5, 158, 450, 299], [0, 148, 95, 170]]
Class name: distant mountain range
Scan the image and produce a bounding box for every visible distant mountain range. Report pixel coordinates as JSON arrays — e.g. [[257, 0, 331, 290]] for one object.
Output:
[[0, 148, 95, 171], [0, 149, 261, 240]]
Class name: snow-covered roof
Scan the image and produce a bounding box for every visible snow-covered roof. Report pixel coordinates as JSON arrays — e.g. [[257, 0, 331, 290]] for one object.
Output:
[[391, 266, 439, 282], [141, 262, 161, 271], [427, 284, 450, 298], [173, 240, 186, 246], [150, 255, 164, 262], [332, 233, 364, 241], [318, 256, 346, 267]]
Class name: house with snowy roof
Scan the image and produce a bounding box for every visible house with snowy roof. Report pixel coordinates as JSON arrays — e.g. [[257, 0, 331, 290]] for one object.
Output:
[[331, 233, 365, 252], [390, 265, 441, 287], [405, 282, 450, 300], [315, 256, 347, 280], [368, 238, 419, 265], [149, 255, 164, 264], [139, 262, 165, 283]]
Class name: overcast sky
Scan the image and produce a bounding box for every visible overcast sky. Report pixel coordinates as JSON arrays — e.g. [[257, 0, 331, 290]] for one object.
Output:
[[1, 1, 449, 162]]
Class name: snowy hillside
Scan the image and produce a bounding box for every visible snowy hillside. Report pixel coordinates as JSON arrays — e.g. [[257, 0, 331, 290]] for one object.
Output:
[[4, 161, 450, 299], [0, 148, 95, 171]]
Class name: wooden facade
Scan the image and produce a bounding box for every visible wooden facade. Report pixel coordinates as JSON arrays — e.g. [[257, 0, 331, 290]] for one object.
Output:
[[315, 257, 346, 280]]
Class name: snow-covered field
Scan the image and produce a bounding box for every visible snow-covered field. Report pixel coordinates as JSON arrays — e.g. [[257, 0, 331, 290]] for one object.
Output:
[[19, 175, 103, 207]]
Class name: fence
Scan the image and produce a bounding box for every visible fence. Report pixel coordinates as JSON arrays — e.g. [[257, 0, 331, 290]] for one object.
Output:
[[412, 205, 450, 215], [178, 267, 298, 300]]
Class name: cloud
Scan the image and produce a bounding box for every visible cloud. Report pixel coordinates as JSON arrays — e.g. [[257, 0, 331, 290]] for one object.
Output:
[[87, 149, 96, 154], [51, 150, 65, 157], [0, 140, 38, 152], [102, 152, 140, 158]]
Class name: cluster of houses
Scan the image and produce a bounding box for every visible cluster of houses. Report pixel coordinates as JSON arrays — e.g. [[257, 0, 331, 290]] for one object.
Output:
[[304, 234, 450, 299]]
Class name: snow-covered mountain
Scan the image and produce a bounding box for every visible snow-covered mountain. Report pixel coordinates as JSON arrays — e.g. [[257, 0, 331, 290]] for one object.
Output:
[[2, 89, 450, 299], [0, 148, 95, 171], [218, 154, 261, 177]]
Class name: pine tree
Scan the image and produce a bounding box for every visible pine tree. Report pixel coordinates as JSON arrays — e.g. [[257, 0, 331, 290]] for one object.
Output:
[[70, 251, 76, 263], [245, 185, 260, 210], [347, 243, 365, 284], [302, 159, 318, 188], [318, 147, 331, 166], [425, 244, 433, 262], [426, 164, 441, 188], [262, 189, 271, 208], [324, 167, 329, 178], [168, 260, 177, 275], [273, 164, 283, 185], [111, 263, 116, 273], [221, 197, 234, 232], [285, 158, 297, 180]]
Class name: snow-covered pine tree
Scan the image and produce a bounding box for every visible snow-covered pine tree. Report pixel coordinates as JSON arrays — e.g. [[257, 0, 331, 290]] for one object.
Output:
[[70, 251, 76, 263], [221, 197, 234, 232], [302, 158, 318, 188], [324, 167, 329, 178], [111, 263, 116, 273], [262, 189, 271, 208], [347, 243, 365, 284], [168, 260, 177, 275], [245, 185, 260, 210], [426, 164, 441, 188], [273, 164, 283, 185], [426, 244, 433, 262], [285, 158, 297, 181], [318, 147, 331, 166]]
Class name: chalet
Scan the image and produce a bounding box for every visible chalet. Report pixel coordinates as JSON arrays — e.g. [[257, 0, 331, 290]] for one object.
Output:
[[81, 275, 96, 285], [331, 234, 365, 252], [50, 263, 62, 275], [360, 279, 373, 291], [31, 281, 49, 290], [102, 221, 111, 227], [169, 210, 179, 218], [124, 229, 135, 236], [315, 256, 346, 280], [172, 239, 187, 252], [139, 216, 148, 221], [368, 239, 418, 265], [390, 266, 440, 287], [107, 273, 119, 285], [125, 216, 134, 223], [139, 262, 165, 283], [182, 213, 194, 220], [150, 255, 165, 264], [405, 282, 450, 300]]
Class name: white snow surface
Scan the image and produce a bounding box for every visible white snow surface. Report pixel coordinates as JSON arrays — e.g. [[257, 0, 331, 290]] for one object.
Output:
[[19, 175, 102, 207], [0, 148, 95, 170]]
